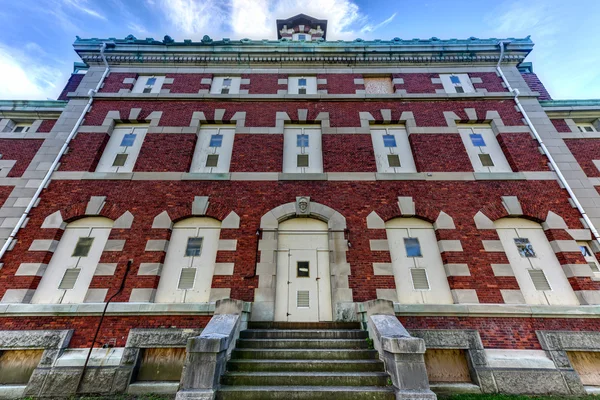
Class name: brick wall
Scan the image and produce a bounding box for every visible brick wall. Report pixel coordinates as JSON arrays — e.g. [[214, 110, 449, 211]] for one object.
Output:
[[0, 139, 44, 177], [318, 74, 362, 94], [163, 74, 212, 93], [552, 119, 572, 133], [134, 134, 197, 172], [521, 73, 552, 100], [241, 74, 286, 94], [565, 139, 600, 177], [322, 134, 377, 172], [99, 73, 136, 93], [470, 72, 507, 92], [498, 132, 549, 171], [393, 73, 442, 93], [230, 134, 283, 172], [37, 120, 57, 133], [409, 134, 473, 172], [59, 133, 108, 171], [58, 74, 84, 100]]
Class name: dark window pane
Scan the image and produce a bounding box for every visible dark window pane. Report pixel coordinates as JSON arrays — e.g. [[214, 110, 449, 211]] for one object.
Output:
[[72, 237, 94, 257], [478, 153, 494, 167], [581, 245, 592, 257], [221, 87, 230, 94], [297, 154, 309, 167], [185, 237, 203, 257], [455, 86, 464, 93], [387, 154, 401, 167], [206, 154, 219, 167], [297, 261, 309, 277], [298, 87, 307, 94], [515, 238, 536, 258], [112, 153, 128, 167]]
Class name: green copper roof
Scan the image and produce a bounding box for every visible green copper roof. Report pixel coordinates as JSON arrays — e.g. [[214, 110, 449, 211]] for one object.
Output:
[[0, 100, 67, 110], [540, 100, 600, 108]]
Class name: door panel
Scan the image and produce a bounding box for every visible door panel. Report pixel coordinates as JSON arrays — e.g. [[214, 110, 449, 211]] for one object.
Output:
[[287, 249, 319, 322]]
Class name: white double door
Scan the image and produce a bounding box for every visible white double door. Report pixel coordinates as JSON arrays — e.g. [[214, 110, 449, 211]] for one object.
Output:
[[275, 219, 332, 322]]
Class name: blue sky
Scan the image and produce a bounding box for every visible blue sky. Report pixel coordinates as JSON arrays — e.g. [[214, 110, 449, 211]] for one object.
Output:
[[1, 0, 599, 100]]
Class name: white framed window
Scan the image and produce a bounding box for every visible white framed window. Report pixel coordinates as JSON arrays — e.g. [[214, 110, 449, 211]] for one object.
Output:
[[283, 125, 322, 173], [440, 74, 475, 94], [577, 123, 597, 133], [458, 126, 512, 173], [190, 125, 235, 173], [31, 217, 114, 304], [11, 123, 32, 133], [578, 241, 600, 274], [495, 218, 579, 306], [96, 125, 148, 173], [210, 77, 241, 94], [293, 33, 311, 41], [132, 76, 165, 94], [288, 76, 317, 95], [156, 218, 221, 303], [385, 218, 453, 304], [370, 126, 416, 173]]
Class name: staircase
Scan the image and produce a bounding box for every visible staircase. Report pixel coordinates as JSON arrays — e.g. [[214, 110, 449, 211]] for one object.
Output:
[[216, 322, 395, 400]]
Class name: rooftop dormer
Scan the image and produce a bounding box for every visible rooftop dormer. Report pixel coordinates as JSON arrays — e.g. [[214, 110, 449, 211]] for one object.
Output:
[[276, 14, 327, 41]]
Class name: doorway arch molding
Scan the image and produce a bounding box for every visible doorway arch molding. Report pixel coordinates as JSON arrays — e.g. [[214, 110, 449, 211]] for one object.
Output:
[[252, 199, 353, 321]]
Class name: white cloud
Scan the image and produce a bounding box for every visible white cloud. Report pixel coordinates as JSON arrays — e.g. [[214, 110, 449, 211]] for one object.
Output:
[[361, 13, 396, 34], [160, 0, 228, 36], [62, 0, 106, 20], [0, 44, 65, 100], [127, 22, 150, 36]]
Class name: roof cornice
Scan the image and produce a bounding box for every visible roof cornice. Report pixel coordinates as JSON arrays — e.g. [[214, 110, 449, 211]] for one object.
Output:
[[73, 36, 534, 67]]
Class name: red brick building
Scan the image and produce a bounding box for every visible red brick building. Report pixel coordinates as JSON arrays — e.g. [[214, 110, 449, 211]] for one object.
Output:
[[1, 14, 600, 399]]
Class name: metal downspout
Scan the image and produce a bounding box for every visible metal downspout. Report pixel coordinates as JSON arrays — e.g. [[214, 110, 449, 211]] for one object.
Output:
[[0, 42, 113, 260], [496, 41, 600, 245]]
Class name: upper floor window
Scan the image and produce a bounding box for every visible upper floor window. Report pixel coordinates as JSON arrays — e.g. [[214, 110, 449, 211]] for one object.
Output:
[[289, 77, 317, 95], [364, 77, 394, 94], [132, 76, 165, 94], [458, 126, 512, 173], [579, 241, 600, 274], [293, 33, 311, 41], [190, 126, 235, 173], [210, 77, 241, 94], [11, 123, 32, 133], [370, 126, 416, 173], [577, 123, 597, 133], [440, 74, 475, 94], [283, 126, 322, 173], [96, 125, 148, 173]]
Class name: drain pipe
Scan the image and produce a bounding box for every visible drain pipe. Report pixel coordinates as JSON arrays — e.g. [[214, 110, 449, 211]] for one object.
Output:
[[0, 42, 114, 260], [496, 41, 600, 245]]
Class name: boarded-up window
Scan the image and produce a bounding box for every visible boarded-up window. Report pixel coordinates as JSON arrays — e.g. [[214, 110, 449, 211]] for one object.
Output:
[[0, 349, 44, 384], [364, 77, 394, 94], [567, 351, 600, 386], [424, 349, 471, 383], [135, 348, 186, 382]]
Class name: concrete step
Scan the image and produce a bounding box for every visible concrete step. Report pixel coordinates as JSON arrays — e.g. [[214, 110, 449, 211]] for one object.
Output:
[[226, 359, 386, 373], [215, 386, 395, 400], [240, 329, 368, 340], [221, 372, 390, 387], [231, 349, 379, 360], [236, 339, 369, 349], [248, 322, 362, 330]]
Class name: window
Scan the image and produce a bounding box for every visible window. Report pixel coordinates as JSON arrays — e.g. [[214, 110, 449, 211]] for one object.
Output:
[[283, 126, 323, 173], [58, 269, 80, 290], [577, 124, 597, 133], [96, 126, 148, 173], [470, 134, 486, 147], [112, 153, 128, 167], [132, 76, 165, 94], [292, 33, 312, 42], [578, 242, 600, 273], [297, 134, 309, 147], [383, 135, 397, 148], [364, 77, 394, 94], [210, 77, 241, 95], [528, 269, 551, 291], [120, 134, 137, 147], [459, 127, 512, 173], [371, 127, 416, 173], [514, 238, 536, 258], [404, 237, 422, 257], [478, 153, 494, 167], [178, 268, 197, 290], [298, 34, 306, 40], [209, 135, 223, 148], [410, 268, 430, 290], [387, 154, 401, 167], [297, 261, 310, 277], [72, 237, 94, 257], [185, 237, 203, 257], [440, 74, 475, 94], [190, 126, 236, 173], [206, 154, 219, 167], [289, 77, 316, 95], [297, 154, 309, 167], [11, 124, 31, 133]]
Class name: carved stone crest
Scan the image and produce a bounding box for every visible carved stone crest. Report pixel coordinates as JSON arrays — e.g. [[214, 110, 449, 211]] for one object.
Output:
[[296, 196, 311, 216]]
